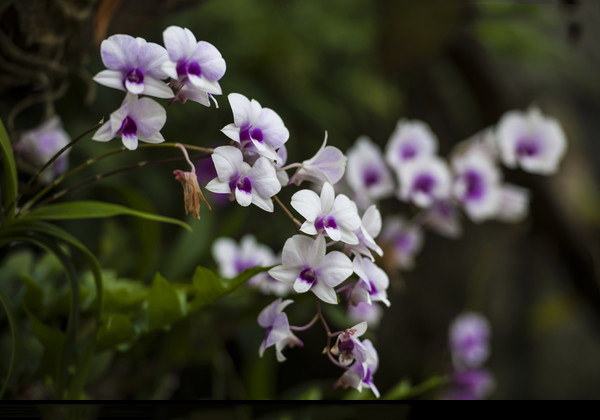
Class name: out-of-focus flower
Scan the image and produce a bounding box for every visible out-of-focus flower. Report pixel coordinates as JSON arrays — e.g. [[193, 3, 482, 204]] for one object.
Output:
[[221, 93, 288, 161], [334, 339, 380, 398], [205, 146, 281, 212], [162, 26, 226, 105], [348, 302, 383, 327], [212, 235, 291, 296], [351, 257, 390, 307], [347, 205, 384, 260], [494, 183, 530, 223], [268, 234, 352, 304], [452, 150, 501, 223], [496, 107, 567, 175], [331, 321, 370, 366], [422, 200, 462, 239], [380, 216, 423, 270], [397, 155, 451, 208], [346, 136, 395, 203], [291, 182, 361, 244], [348, 302, 383, 328], [15, 116, 70, 183], [92, 93, 166, 150], [449, 312, 491, 369], [258, 298, 302, 362], [275, 145, 290, 186], [93, 34, 173, 98], [446, 369, 495, 400], [290, 132, 347, 186], [385, 119, 438, 169]]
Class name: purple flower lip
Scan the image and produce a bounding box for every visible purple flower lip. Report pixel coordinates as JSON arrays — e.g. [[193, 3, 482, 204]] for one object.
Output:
[[401, 144, 417, 159], [516, 137, 540, 157], [363, 168, 381, 188], [237, 176, 252, 194], [176, 60, 202, 79], [299, 267, 316, 284], [120, 116, 137, 137], [464, 170, 485, 201], [315, 216, 338, 231], [126, 68, 144, 85], [413, 173, 435, 194], [338, 338, 355, 353]]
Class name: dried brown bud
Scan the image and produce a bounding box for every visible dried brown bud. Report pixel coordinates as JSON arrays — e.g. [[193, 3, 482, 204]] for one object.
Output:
[[173, 170, 211, 220]]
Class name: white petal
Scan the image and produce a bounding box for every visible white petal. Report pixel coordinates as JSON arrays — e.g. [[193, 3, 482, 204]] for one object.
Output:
[[332, 194, 361, 231], [235, 187, 252, 207], [92, 122, 118, 142], [163, 26, 197, 62], [325, 226, 341, 242], [228, 93, 256, 128], [268, 266, 300, 283], [300, 221, 317, 235], [293, 277, 313, 293], [122, 133, 138, 151], [318, 251, 352, 287], [142, 77, 175, 99], [248, 157, 281, 198], [93, 70, 125, 91], [320, 182, 335, 214], [205, 178, 231, 194], [291, 189, 322, 222], [211, 146, 244, 181], [139, 131, 164, 144], [129, 97, 167, 138], [161, 61, 178, 80], [221, 123, 241, 142], [281, 235, 315, 268], [251, 192, 274, 212], [311, 281, 338, 304], [100, 34, 138, 71]]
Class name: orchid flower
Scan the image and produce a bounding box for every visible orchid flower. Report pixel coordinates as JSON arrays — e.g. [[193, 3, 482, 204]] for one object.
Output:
[[350, 257, 390, 307], [93, 34, 173, 98], [397, 155, 451, 208], [449, 312, 491, 369], [385, 119, 438, 168], [334, 339, 380, 398], [380, 216, 423, 271], [92, 93, 166, 150], [268, 234, 353, 304], [346, 204, 384, 260], [290, 132, 347, 186], [291, 182, 361, 244], [258, 298, 303, 362], [346, 136, 395, 203], [330, 322, 371, 366]]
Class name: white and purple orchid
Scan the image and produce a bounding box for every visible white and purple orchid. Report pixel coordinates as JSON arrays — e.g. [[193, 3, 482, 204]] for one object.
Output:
[[380, 216, 423, 271], [346, 136, 394, 204], [496, 107, 567, 175], [212, 235, 290, 296], [334, 339, 380, 398], [92, 93, 166, 150], [397, 155, 451, 208], [15, 116, 70, 183], [346, 204, 384, 260], [330, 321, 370, 366], [422, 200, 463, 239], [93, 34, 173, 99], [290, 132, 347, 186], [494, 183, 530, 223], [221, 93, 289, 161], [291, 182, 361, 244], [449, 312, 491, 369], [258, 298, 303, 362], [162, 26, 226, 106], [385, 119, 438, 168], [205, 146, 281, 212], [452, 150, 501, 223], [350, 257, 390, 307], [268, 234, 352, 304]]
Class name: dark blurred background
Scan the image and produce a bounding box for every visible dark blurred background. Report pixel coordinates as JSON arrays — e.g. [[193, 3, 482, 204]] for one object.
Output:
[[1, 0, 600, 400]]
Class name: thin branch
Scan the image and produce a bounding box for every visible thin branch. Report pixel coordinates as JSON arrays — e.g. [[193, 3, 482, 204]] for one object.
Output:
[[273, 195, 301, 229]]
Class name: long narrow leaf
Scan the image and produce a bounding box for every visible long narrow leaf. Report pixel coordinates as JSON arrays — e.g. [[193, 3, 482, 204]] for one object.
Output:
[[0, 119, 17, 218], [22, 201, 191, 231]]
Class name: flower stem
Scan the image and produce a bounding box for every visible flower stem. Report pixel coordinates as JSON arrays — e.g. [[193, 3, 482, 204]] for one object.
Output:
[[16, 142, 213, 216], [317, 302, 347, 369], [273, 195, 301, 229], [290, 314, 319, 332], [27, 154, 209, 212]]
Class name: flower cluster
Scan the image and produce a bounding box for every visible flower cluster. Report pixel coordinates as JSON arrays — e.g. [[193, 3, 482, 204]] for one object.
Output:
[[92, 27, 226, 150], [445, 313, 495, 400], [339, 110, 566, 273]]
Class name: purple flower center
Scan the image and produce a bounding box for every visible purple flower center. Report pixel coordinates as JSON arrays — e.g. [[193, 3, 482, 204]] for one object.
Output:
[[315, 216, 338, 231], [363, 168, 381, 188], [264, 326, 273, 339], [463, 170, 485, 201], [413, 173, 435, 194], [120, 116, 137, 137], [240, 126, 264, 144], [338, 338, 355, 353], [516, 137, 540, 158], [299, 268, 316, 285], [176, 60, 202, 79], [236, 176, 252, 194], [368, 280, 378, 295], [126, 68, 144, 85], [234, 258, 256, 274], [400, 144, 417, 160]]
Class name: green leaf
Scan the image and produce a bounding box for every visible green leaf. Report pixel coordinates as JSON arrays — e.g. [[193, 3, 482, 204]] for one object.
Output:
[[21, 274, 43, 311], [0, 119, 17, 218], [383, 375, 448, 400], [147, 273, 185, 331], [96, 314, 135, 352], [190, 265, 272, 312], [0, 287, 19, 398], [22, 201, 191, 232], [24, 306, 66, 381]]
